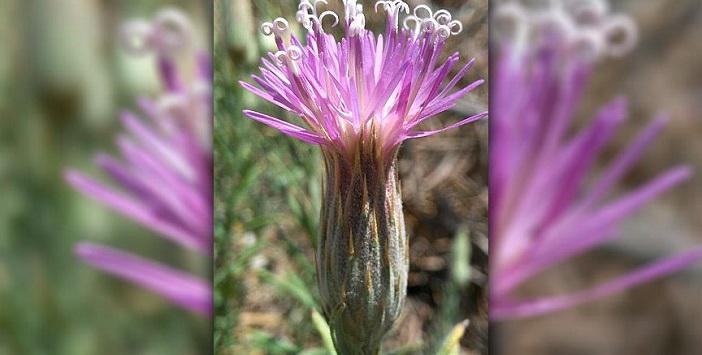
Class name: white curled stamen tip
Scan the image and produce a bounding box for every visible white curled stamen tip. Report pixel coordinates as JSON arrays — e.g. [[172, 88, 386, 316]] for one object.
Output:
[[319, 11, 340, 28], [274, 51, 289, 65], [120, 19, 153, 55], [397, 1, 410, 14], [374, 0, 409, 14], [449, 20, 463, 35], [274, 18, 289, 32], [274, 46, 303, 66], [413, 4, 433, 20], [494, 4, 528, 45], [152, 7, 193, 53], [297, 0, 340, 31], [436, 25, 451, 40], [296, 5, 317, 29], [261, 18, 289, 36], [298, 0, 315, 12], [434, 9, 452, 25], [287, 46, 303, 61], [570, 0, 609, 25], [532, 7, 575, 41], [403, 16, 420, 31], [374, 1, 385, 13], [261, 22, 274, 36], [403, 4, 462, 38], [313, 0, 329, 8], [603, 14, 637, 57], [422, 19, 439, 33], [571, 27, 604, 60], [296, 11, 312, 28]]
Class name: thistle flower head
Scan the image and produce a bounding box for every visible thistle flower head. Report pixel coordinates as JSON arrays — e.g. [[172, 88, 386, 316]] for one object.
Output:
[[241, 0, 486, 164], [242, 1, 485, 352], [491, 0, 702, 320], [65, 8, 212, 315]]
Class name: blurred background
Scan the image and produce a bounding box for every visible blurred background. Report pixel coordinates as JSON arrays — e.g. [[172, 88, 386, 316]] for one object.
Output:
[[213, 0, 487, 354], [494, 1, 702, 354], [0, 1, 210, 354]]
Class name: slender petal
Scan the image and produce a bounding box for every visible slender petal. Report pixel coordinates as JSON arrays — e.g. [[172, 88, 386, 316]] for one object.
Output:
[[492, 246, 702, 320], [75, 243, 211, 315], [242, 110, 326, 144], [65, 170, 205, 253]]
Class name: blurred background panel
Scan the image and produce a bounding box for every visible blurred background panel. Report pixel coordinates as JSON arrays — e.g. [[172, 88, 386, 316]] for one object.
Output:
[[213, 0, 487, 354], [495, 1, 702, 354], [0, 1, 210, 354]]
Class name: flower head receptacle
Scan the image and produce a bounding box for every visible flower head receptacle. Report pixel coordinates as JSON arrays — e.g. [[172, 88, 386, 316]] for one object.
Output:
[[317, 134, 407, 354]]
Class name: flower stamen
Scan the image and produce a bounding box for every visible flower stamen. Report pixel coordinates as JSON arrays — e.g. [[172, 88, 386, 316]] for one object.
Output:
[[494, 0, 637, 60], [119, 7, 193, 57]]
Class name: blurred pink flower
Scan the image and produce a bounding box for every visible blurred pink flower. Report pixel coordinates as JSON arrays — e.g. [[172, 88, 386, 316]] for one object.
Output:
[[65, 8, 212, 316], [491, 0, 702, 320]]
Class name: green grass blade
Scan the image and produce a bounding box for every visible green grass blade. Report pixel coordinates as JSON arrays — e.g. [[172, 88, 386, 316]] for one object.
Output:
[[311, 309, 337, 355]]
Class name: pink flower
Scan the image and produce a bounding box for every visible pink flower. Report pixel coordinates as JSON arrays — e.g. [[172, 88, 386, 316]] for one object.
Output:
[[65, 8, 212, 316], [241, 0, 486, 159], [490, 0, 702, 320], [241, 1, 486, 351]]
